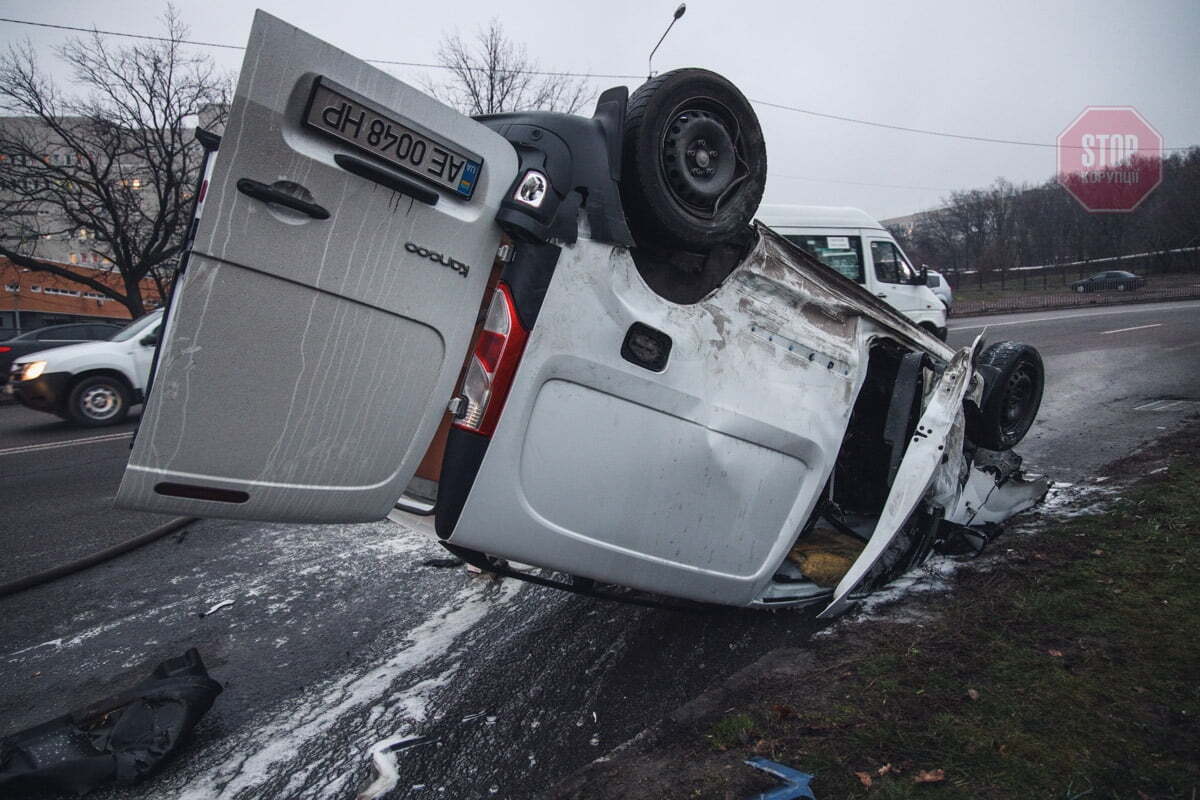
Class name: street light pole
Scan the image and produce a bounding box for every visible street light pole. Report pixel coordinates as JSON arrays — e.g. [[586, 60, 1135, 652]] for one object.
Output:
[[648, 3, 687, 79]]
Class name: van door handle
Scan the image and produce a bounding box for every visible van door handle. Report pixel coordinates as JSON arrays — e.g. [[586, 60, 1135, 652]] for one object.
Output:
[[876, 293, 888, 299], [236, 179, 330, 219], [334, 153, 439, 206]]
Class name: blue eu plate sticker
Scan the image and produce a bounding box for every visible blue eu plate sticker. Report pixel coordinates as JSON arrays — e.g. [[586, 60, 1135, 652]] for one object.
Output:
[[457, 161, 481, 198]]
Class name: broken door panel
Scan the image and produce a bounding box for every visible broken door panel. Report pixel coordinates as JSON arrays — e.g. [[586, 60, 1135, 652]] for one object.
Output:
[[818, 345, 977, 619]]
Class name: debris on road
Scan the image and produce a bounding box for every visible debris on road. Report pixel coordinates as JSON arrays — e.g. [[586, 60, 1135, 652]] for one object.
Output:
[[354, 735, 437, 800], [0, 648, 222, 796], [199, 599, 234, 617], [743, 757, 817, 799], [421, 557, 464, 569]]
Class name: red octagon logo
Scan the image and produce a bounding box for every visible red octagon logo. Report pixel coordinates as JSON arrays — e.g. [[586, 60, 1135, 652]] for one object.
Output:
[[1057, 107, 1163, 212]]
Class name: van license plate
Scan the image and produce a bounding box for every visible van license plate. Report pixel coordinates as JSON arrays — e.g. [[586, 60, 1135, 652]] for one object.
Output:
[[305, 79, 482, 200]]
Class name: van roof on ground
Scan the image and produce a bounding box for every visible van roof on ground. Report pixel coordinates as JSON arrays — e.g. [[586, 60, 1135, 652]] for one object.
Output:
[[755, 205, 885, 231]]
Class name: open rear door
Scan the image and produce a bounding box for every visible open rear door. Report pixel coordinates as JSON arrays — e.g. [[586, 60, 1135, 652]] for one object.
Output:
[[117, 11, 517, 522]]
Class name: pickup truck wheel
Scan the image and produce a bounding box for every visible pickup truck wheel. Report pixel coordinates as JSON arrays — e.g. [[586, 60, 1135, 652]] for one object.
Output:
[[67, 375, 130, 427], [974, 341, 1044, 450], [621, 69, 766, 253]]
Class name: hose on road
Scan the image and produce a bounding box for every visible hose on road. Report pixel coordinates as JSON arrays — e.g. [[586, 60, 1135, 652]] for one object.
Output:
[[0, 517, 197, 599]]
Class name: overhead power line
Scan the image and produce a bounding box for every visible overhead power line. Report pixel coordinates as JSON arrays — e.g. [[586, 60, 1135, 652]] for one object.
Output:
[[753, 99, 1193, 152], [752, 99, 1068, 149], [772, 173, 953, 192], [2, 16, 1195, 152], [0, 17, 644, 79], [0, 16, 246, 50]]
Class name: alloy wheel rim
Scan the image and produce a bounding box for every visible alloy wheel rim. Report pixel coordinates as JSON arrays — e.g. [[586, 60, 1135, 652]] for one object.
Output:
[[81, 385, 121, 420]]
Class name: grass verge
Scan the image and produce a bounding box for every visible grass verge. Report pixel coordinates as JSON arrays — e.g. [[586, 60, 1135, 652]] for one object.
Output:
[[557, 425, 1200, 800]]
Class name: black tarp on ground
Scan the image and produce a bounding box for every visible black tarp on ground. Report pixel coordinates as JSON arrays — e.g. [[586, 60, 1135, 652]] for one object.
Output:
[[0, 648, 221, 796]]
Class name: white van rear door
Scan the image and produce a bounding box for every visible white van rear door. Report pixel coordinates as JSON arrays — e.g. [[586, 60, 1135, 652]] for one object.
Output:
[[116, 11, 517, 522]]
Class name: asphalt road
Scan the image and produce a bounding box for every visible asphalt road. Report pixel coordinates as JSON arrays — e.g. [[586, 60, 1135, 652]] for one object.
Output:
[[947, 298, 1200, 481], [0, 404, 178, 584], [1, 299, 1197, 800]]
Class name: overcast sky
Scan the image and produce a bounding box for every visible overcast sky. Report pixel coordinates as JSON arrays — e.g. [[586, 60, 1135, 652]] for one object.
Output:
[[3, 0, 1198, 220]]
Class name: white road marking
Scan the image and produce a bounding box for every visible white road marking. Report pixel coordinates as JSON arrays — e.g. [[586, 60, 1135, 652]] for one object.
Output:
[[1134, 399, 1197, 412], [1101, 323, 1162, 335], [0, 431, 133, 457], [949, 300, 1200, 331]]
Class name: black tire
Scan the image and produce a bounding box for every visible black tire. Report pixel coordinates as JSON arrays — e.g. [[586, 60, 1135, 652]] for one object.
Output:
[[919, 321, 947, 341], [620, 68, 766, 252], [973, 342, 1044, 450], [67, 375, 130, 427], [1117, 283, 1126, 291]]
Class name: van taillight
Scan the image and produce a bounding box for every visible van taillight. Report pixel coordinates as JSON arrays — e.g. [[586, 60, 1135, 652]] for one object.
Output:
[[454, 282, 528, 437]]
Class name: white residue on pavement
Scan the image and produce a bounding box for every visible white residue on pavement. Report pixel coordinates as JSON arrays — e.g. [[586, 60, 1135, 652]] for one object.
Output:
[[173, 578, 524, 800]]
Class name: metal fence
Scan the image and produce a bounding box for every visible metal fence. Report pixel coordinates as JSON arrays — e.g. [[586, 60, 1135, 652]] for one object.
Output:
[[954, 280, 1200, 316], [948, 246, 1200, 316]]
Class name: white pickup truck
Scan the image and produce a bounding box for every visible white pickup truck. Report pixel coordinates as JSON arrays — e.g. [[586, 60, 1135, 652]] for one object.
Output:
[[113, 12, 1047, 616]]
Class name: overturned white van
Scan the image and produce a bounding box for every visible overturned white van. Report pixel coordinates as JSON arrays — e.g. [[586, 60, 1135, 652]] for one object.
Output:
[[117, 12, 1048, 617]]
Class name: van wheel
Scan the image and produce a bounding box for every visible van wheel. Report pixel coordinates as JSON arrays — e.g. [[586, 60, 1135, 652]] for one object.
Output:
[[919, 322, 947, 342], [973, 342, 1044, 450], [67, 376, 130, 427], [621, 69, 767, 253]]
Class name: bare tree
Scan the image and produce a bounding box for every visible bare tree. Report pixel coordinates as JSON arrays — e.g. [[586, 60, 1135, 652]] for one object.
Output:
[[0, 6, 230, 318], [425, 20, 591, 116]]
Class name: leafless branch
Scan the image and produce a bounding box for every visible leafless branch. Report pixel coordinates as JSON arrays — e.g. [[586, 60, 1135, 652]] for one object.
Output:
[[0, 4, 230, 317], [423, 20, 592, 116]]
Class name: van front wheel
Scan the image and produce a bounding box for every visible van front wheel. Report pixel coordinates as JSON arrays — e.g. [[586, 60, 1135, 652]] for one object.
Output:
[[973, 342, 1044, 450], [67, 375, 130, 427]]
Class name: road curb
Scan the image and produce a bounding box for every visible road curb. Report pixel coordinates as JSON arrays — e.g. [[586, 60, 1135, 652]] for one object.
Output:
[[551, 647, 817, 799]]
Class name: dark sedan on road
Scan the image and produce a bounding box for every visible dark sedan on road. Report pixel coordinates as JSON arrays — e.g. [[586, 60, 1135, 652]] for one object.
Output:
[[0, 322, 124, 377], [1070, 270, 1145, 293]]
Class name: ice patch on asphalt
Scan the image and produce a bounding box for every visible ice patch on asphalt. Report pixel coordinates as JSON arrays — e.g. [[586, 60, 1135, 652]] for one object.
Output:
[[171, 579, 523, 800]]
